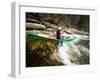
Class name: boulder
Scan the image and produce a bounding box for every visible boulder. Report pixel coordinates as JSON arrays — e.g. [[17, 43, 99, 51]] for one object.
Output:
[[65, 28, 89, 35], [26, 22, 46, 30]]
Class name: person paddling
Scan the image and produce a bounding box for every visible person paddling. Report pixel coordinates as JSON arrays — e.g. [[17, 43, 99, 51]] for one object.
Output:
[[56, 27, 63, 46]]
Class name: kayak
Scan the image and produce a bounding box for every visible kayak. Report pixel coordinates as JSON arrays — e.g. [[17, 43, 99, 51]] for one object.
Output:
[[26, 32, 77, 43]]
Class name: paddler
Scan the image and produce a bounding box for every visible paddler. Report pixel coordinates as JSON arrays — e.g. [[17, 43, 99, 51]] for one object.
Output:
[[56, 27, 63, 46]]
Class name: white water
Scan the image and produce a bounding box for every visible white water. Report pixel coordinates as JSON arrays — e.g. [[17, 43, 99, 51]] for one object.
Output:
[[70, 43, 82, 56], [57, 33, 89, 65], [58, 43, 75, 65]]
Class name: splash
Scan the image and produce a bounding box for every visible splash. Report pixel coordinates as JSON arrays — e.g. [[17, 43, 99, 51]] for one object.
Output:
[[57, 34, 89, 65], [58, 43, 75, 65]]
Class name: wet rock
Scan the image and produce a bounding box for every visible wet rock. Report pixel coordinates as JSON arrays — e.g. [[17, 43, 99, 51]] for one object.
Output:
[[77, 45, 89, 64], [26, 22, 46, 30], [26, 39, 64, 67], [26, 18, 42, 24], [67, 44, 89, 64], [41, 20, 59, 30], [64, 28, 89, 35], [46, 28, 54, 32], [75, 39, 89, 48]]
